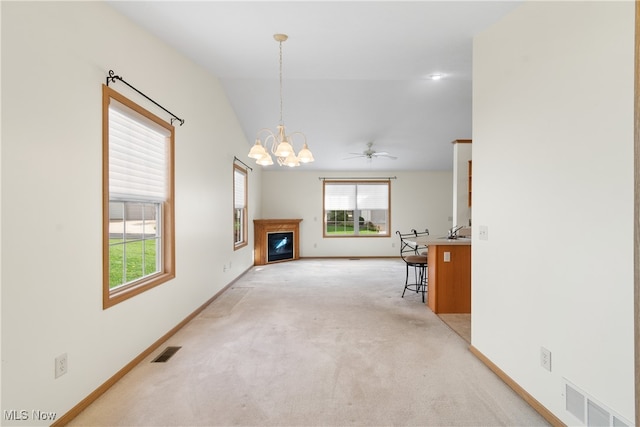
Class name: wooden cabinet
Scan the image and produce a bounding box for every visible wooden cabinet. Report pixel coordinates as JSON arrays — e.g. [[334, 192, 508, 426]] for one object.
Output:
[[427, 244, 471, 313]]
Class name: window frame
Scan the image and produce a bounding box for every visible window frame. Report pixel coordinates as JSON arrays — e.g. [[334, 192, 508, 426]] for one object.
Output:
[[233, 164, 248, 250], [322, 180, 391, 238], [102, 85, 175, 309]]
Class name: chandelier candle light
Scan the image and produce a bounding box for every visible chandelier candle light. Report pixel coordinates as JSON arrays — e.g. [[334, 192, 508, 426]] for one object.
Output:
[[247, 34, 314, 167]]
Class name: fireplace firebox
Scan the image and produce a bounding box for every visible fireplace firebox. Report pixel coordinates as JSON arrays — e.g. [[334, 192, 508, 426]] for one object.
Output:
[[267, 231, 294, 263]]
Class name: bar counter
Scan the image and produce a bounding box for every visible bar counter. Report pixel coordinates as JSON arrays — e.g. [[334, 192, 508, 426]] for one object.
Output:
[[409, 237, 471, 314]]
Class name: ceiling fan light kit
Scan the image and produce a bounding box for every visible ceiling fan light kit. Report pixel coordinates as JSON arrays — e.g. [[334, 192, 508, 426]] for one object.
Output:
[[247, 34, 314, 168]]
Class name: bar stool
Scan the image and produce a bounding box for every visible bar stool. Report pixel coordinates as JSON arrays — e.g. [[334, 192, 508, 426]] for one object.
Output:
[[396, 230, 428, 302]]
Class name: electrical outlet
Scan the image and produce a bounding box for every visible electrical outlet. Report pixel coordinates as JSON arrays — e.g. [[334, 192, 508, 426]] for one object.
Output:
[[540, 347, 551, 371], [55, 353, 68, 378]]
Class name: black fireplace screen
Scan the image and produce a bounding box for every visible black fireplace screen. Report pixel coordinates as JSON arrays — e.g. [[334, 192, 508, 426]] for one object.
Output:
[[267, 231, 294, 262]]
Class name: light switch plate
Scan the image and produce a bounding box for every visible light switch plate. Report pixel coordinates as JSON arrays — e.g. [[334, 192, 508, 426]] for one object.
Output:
[[479, 225, 488, 241], [444, 252, 451, 262], [540, 347, 551, 371]]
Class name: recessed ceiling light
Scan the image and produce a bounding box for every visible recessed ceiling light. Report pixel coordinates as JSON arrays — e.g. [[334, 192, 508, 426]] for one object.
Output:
[[429, 73, 443, 80]]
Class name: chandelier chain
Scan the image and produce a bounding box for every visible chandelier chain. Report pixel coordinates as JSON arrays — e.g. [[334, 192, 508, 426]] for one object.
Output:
[[279, 40, 284, 125]]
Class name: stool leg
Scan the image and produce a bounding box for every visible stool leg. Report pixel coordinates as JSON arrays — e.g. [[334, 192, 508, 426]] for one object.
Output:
[[420, 265, 427, 303], [402, 263, 409, 297], [425, 265, 428, 301]]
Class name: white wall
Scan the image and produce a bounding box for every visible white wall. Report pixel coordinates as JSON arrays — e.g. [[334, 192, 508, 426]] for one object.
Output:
[[473, 1, 635, 423], [452, 142, 472, 227], [260, 170, 453, 257], [1, 2, 259, 423]]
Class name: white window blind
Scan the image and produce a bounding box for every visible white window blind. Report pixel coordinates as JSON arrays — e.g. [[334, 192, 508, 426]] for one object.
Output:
[[325, 184, 356, 210], [109, 102, 169, 202], [234, 169, 246, 209], [357, 183, 388, 209], [325, 182, 388, 210]]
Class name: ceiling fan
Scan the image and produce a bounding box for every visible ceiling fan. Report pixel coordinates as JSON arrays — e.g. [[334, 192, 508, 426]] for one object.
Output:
[[344, 142, 397, 161]]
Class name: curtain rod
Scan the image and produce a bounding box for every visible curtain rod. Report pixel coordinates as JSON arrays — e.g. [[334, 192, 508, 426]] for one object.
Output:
[[106, 70, 185, 126], [233, 156, 253, 171], [318, 176, 397, 181]]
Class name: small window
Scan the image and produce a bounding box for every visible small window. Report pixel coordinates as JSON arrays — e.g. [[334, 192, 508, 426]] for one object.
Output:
[[323, 180, 390, 237], [233, 164, 248, 249], [103, 85, 175, 308]]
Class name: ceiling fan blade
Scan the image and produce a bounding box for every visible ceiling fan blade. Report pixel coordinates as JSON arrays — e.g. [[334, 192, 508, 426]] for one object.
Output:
[[375, 154, 398, 160], [342, 155, 366, 160]]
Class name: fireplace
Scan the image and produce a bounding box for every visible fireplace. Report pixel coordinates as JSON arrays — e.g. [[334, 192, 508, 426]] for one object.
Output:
[[253, 219, 302, 265]]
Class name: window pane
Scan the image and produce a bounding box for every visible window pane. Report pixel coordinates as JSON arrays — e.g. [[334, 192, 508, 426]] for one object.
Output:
[[143, 239, 158, 276], [326, 210, 355, 235], [124, 202, 144, 242], [109, 242, 125, 288], [234, 208, 244, 244], [109, 201, 125, 238], [142, 204, 159, 239], [123, 241, 143, 283], [359, 209, 387, 233]]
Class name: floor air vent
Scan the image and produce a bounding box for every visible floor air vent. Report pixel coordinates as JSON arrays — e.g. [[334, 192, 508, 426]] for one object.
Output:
[[563, 379, 631, 427], [152, 346, 181, 363]]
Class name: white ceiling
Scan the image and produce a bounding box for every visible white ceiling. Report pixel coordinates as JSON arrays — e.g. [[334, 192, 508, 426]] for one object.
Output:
[[107, 1, 522, 171]]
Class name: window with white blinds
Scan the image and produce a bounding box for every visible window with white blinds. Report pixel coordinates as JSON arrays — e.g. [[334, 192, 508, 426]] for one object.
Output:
[[233, 164, 248, 249], [323, 181, 390, 237], [103, 85, 175, 309]]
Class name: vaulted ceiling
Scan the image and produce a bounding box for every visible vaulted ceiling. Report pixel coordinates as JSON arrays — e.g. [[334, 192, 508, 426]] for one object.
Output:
[[107, 1, 522, 171]]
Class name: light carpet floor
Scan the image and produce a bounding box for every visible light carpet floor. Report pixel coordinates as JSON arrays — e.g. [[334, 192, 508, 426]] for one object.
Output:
[[69, 258, 548, 426]]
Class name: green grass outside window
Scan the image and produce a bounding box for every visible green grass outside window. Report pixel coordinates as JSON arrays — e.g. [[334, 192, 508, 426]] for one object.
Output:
[[109, 239, 158, 288]]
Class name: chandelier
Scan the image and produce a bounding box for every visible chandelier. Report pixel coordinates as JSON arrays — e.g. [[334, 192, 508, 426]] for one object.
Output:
[[247, 34, 314, 167]]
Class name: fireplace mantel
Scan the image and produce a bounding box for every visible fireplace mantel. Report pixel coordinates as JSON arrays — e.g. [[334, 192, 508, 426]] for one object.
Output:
[[253, 219, 302, 265]]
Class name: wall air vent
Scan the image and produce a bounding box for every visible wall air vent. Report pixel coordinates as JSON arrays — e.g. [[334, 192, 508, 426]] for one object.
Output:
[[152, 346, 181, 363], [563, 379, 631, 427], [566, 382, 585, 422]]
